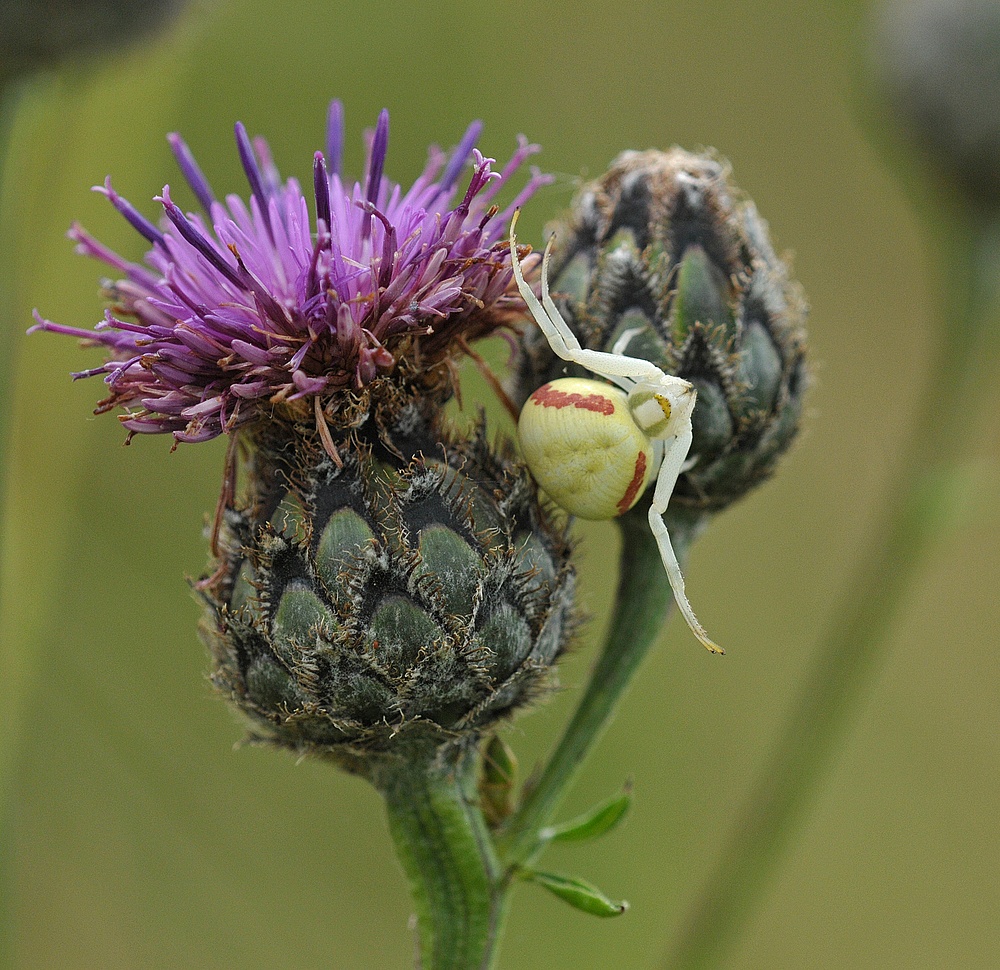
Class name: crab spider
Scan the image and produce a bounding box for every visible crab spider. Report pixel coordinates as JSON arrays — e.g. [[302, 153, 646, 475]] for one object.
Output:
[[509, 211, 722, 654]]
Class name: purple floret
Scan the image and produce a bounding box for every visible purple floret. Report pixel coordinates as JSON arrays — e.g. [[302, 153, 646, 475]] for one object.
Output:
[[33, 101, 552, 445]]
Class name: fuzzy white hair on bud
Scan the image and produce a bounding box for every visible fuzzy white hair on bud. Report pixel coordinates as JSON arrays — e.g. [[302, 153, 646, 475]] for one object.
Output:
[[510, 211, 722, 655]]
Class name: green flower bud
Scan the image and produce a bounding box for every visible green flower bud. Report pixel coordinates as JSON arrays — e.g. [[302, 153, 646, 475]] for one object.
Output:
[[0, 0, 189, 81], [871, 0, 1000, 212], [199, 395, 575, 766], [511, 148, 808, 513]]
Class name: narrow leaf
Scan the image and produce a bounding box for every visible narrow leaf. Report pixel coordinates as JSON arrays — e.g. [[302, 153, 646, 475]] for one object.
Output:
[[526, 869, 628, 918], [480, 734, 518, 827], [540, 790, 632, 844]]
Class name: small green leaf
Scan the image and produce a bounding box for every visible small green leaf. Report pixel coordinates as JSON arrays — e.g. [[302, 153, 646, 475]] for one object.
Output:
[[525, 869, 628, 918], [540, 789, 632, 844], [479, 734, 518, 828]]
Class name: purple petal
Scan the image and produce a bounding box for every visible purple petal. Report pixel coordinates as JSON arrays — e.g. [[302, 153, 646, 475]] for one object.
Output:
[[439, 119, 483, 194], [234, 122, 274, 242], [313, 151, 332, 232], [327, 100, 345, 178], [157, 187, 245, 291], [96, 177, 164, 247], [167, 133, 217, 213], [366, 109, 390, 210]]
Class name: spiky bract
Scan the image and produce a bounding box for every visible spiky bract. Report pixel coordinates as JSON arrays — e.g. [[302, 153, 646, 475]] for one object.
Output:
[[200, 401, 575, 765]]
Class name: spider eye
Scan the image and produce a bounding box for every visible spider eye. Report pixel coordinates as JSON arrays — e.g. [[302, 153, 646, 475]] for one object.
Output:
[[518, 377, 655, 520], [629, 390, 674, 436]]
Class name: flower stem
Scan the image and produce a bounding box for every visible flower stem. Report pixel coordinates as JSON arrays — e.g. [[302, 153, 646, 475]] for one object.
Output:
[[498, 506, 705, 866], [370, 741, 507, 970], [368, 507, 706, 963], [664, 218, 1000, 970]]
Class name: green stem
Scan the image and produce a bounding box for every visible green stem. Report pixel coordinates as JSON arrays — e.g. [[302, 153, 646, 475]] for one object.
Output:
[[370, 741, 507, 970], [664, 219, 1000, 970], [498, 506, 705, 865]]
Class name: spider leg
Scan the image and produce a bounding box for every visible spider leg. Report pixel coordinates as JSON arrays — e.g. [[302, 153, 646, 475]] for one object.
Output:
[[611, 327, 645, 356], [572, 347, 671, 384], [510, 212, 583, 362], [510, 213, 668, 389], [538, 232, 583, 355], [648, 422, 724, 654], [536, 228, 671, 384]]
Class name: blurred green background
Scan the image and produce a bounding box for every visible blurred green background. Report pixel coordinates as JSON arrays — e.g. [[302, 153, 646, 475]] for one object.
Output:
[[2, 0, 998, 967]]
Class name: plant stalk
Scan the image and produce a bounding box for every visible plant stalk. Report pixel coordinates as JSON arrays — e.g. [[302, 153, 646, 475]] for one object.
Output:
[[498, 506, 706, 865], [664, 218, 1000, 970], [369, 741, 507, 970]]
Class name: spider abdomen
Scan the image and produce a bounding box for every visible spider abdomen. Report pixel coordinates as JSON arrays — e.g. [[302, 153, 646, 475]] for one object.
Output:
[[518, 377, 654, 521]]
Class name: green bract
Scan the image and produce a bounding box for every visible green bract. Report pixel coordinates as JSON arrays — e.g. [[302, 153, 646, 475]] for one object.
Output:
[[511, 148, 808, 514], [200, 397, 575, 765]]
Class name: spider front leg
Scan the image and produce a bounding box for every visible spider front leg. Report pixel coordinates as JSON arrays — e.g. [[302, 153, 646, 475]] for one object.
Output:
[[509, 212, 666, 391], [509, 210, 584, 361], [648, 419, 724, 655]]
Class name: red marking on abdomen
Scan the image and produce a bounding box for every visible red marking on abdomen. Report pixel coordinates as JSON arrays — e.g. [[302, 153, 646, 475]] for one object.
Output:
[[617, 451, 648, 515], [531, 383, 615, 414]]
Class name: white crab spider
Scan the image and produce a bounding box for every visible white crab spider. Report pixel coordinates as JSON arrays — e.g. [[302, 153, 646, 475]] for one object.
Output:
[[509, 211, 723, 654]]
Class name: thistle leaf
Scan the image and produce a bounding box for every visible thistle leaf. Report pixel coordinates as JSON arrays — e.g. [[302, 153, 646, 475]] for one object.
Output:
[[525, 869, 628, 918], [539, 790, 632, 844], [480, 734, 518, 827]]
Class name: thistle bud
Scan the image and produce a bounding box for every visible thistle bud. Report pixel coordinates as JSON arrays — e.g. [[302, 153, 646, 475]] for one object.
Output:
[[511, 149, 808, 513], [871, 0, 1000, 212], [1, 0, 189, 81]]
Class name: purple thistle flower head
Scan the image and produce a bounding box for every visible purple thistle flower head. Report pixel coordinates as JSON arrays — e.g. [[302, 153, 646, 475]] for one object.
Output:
[[33, 102, 553, 446]]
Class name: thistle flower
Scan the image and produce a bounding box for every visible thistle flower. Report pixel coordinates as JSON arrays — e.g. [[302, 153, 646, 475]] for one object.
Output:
[[510, 148, 808, 514], [33, 102, 552, 448], [35, 103, 573, 763]]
